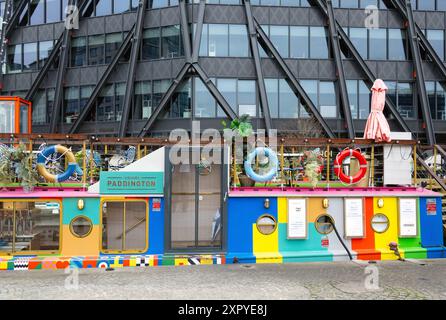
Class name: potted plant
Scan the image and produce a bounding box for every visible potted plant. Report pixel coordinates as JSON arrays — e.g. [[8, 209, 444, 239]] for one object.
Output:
[[222, 114, 255, 187]]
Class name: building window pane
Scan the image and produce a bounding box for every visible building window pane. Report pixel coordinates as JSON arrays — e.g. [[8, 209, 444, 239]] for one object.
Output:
[[340, 0, 359, 8], [97, 84, 114, 122], [199, 24, 208, 57], [195, 77, 216, 117], [142, 28, 160, 60], [388, 29, 407, 60], [417, 0, 435, 10], [360, 0, 378, 8], [279, 79, 298, 118], [387, 81, 397, 115], [238, 80, 256, 117], [29, 0, 45, 25], [161, 25, 181, 58], [265, 79, 279, 118], [88, 35, 105, 65], [229, 25, 248, 57], [32, 90, 46, 124], [396, 82, 413, 119], [358, 80, 370, 119], [39, 40, 54, 69], [71, 37, 87, 67], [208, 24, 228, 57], [105, 33, 122, 63], [152, 80, 170, 113], [114, 0, 130, 13], [270, 25, 289, 58], [299, 80, 317, 118], [80, 85, 94, 116], [7, 45, 22, 73], [437, 83, 446, 120], [23, 42, 38, 71], [290, 26, 308, 58], [217, 78, 237, 117], [349, 28, 368, 59], [134, 81, 152, 119], [46, 0, 62, 23], [310, 27, 329, 59], [426, 81, 436, 119], [319, 81, 337, 118], [369, 28, 387, 60], [151, 0, 169, 8], [114, 83, 126, 121], [438, 0, 446, 10], [170, 79, 191, 118], [347, 80, 358, 119], [64, 87, 79, 124], [426, 29, 444, 61], [95, 0, 112, 16]]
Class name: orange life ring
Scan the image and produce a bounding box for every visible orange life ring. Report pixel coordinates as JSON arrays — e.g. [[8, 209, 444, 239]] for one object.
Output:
[[334, 149, 367, 184]]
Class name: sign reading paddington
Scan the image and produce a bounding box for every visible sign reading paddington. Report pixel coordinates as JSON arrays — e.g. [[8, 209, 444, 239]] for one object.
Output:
[[99, 172, 164, 194]]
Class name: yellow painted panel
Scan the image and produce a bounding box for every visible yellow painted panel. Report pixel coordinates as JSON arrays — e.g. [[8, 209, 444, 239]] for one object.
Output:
[[278, 198, 288, 223], [252, 224, 282, 264], [373, 197, 404, 260], [129, 257, 137, 267], [308, 198, 327, 222], [200, 255, 214, 265], [61, 225, 100, 256], [175, 258, 189, 266]]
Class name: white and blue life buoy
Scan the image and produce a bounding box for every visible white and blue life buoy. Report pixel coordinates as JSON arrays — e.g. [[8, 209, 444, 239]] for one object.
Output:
[[37, 145, 77, 183], [244, 147, 278, 183]]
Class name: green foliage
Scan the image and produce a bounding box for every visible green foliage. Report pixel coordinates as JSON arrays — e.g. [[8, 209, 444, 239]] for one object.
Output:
[[304, 149, 323, 188], [0, 143, 38, 190], [225, 114, 253, 138]]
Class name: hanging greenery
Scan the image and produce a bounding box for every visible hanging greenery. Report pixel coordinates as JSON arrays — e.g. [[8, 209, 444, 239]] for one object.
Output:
[[304, 149, 324, 188], [0, 143, 39, 191]]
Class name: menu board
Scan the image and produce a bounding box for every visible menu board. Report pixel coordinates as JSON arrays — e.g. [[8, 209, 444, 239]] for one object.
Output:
[[344, 198, 364, 238], [287, 199, 307, 239], [399, 198, 417, 237]]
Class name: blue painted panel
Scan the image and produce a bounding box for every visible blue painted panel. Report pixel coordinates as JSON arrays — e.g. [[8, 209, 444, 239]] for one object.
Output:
[[419, 197, 444, 248], [62, 198, 100, 225], [147, 197, 164, 255], [227, 197, 278, 256]]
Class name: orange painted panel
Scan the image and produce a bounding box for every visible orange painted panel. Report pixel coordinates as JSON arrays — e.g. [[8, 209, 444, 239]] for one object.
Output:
[[307, 198, 327, 222], [351, 197, 381, 260]]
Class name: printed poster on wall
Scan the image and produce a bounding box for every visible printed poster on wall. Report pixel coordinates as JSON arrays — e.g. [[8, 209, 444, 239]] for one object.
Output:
[[344, 198, 364, 238], [287, 199, 307, 239], [399, 198, 417, 237]]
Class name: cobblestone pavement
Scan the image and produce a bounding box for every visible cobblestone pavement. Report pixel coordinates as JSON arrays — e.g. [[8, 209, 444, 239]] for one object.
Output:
[[0, 259, 445, 300]]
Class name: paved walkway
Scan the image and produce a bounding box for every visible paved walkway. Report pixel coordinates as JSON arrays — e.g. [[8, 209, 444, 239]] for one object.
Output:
[[0, 259, 445, 300]]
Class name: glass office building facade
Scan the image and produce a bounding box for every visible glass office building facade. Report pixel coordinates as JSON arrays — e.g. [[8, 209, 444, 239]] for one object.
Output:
[[2, 0, 446, 139]]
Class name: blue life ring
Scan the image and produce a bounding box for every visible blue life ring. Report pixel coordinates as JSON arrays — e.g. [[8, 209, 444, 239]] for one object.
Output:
[[37, 145, 77, 183], [244, 147, 278, 182]]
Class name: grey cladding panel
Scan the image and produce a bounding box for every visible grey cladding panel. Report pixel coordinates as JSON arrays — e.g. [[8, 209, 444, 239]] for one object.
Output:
[[290, 8, 309, 25], [161, 7, 180, 26], [123, 12, 137, 30], [309, 8, 326, 26], [298, 60, 318, 78], [87, 17, 105, 35], [145, 10, 161, 28], [22, 27, 38, 43], [65, 69, 80, 86], [15, 73, 31, 90], [343, 60, 364, 78], [397, 61, 413, 81], [3, 75, 15, 91], [426, 12, 445, 29], [377, 61, 397, 80], [105, 15, 123, 33], [152, 60, 172, 79], [205, 5, 245, 24], [269, 7, 289, 25], [80, 66, 98, 85], [413, 11, 425, 29], [38, 24, 55, 41], [136, 61, 153, 81], [252, 6, 269, 24], [387, 10, 403, 28], [318, 60, 336, 79], [334, 9, 349, 27], [109, 64, 128, 82]]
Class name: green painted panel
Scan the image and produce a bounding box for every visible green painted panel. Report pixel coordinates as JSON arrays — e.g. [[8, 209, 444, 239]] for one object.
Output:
[[62, 198, 100, 225]]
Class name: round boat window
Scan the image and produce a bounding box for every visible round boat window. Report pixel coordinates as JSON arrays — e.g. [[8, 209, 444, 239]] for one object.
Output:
[[70, 216, 93, 238], [315, 214, 334, 235], [256, 214, 277, 235], [371, 213, 389, 233]]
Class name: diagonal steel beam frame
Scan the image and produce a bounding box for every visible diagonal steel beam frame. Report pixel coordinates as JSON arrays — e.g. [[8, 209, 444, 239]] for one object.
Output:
[[253, 18, 335, 138], [403, 0, 435, 145], [191, 0, 205, 63], [25, 32, 64, 101], [138, 63, 191, 137], [179, 0, 192, 61], [69, 25, 135, 134], [390, 0, 446, 79], [4, 0, 27, 38], [243, 0, 272, 133], [118, 0, 148, 137], [326, 0, 354, 138], [50, 0, 78, 133], [313, 0, 412, 135]]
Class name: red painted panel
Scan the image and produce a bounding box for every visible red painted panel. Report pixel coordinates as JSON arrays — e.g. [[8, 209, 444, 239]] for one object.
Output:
[[351, 197, 381, 260]]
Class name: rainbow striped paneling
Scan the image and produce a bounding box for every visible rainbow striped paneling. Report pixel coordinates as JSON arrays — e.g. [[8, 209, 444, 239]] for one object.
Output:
[[227, 196, 445, 263]]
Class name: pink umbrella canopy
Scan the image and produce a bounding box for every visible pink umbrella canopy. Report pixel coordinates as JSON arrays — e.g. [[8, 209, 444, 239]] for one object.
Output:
[[363, 79, 392, 142]]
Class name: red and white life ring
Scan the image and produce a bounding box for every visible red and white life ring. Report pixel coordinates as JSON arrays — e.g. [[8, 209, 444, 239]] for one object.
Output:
[[334, 149, 367, 184]]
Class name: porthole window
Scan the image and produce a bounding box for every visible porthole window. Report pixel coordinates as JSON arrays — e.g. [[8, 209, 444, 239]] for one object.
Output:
[[315, 214, 334, 235], [371, 213, 390, 233], [70, 216, 93, 238], [256, 214, 277, 235]]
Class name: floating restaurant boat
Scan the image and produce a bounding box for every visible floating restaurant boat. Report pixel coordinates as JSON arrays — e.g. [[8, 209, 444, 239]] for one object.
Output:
[[0, 133, 444, 271]]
